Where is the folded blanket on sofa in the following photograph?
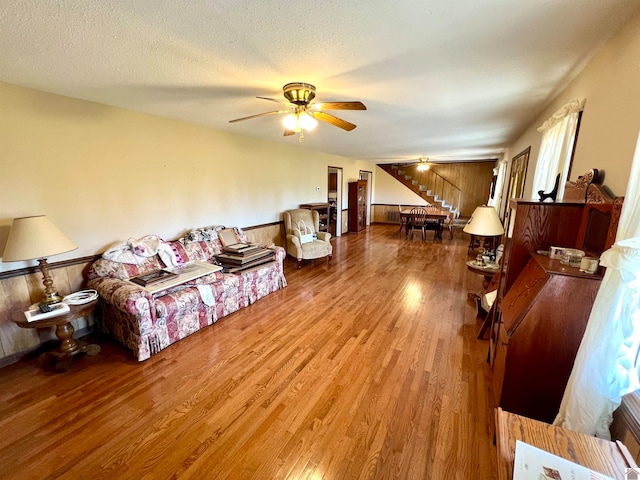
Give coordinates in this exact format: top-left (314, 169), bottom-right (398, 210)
top-left (103, 235), bottom-right (177, 265)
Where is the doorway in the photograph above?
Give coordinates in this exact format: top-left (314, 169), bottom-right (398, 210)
top-left (359, 170), bottom-right (373, 226)
top-left (328, 167), bottom-right (343, 236)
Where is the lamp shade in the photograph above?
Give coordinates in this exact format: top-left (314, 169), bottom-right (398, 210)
top-left (2, 215), bottom-right (77, 262)
top-left (463, 206), bottom-right (504, 236)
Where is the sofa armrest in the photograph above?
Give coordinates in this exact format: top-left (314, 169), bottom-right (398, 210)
top-left (87, 277), bottom-right (156, 320)
top-left (271, 245), bottom-right (286, 262)
top-left (316, 232), bottom-right (332, 243)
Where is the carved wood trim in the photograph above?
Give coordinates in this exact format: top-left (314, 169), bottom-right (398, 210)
top-left (575, 183), bottom-right (625, 256)
top-left (564, 168), bottom-right (601, 202)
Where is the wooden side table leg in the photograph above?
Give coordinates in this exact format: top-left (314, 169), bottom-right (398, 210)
top-left (55, 322), bottom-right (79, 357)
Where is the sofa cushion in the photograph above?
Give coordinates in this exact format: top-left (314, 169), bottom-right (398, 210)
top-left (300, 240), bottom-right (332, 259)
top-left (164, 240), bottom-right (220, 266)
top-left (88, 256), bottom-right (164, 280)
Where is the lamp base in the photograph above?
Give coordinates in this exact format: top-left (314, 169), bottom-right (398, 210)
top-left (38, 258), bottom-right (63, 305)
top-left (42, 291), bottom-right (63, 305)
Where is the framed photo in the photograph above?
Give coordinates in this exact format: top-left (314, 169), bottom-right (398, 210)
top-left (503, 146), bottom-right (531, 221)
top-left (218, 228), bottom-right (240, 247)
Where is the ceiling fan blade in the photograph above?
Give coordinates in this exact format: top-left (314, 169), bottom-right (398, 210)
top-left (229, 110), bottom-right (288, 123)
top-left (313, 101), bottom-right (366, 111)
top-left (256, 96), bottom-right (294, 107)
top-left (312, 111), bottom-right (357, 131)
top-left (283, 129), bottom-right (296, 136)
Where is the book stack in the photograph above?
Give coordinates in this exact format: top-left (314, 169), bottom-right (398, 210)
top-left (215, 244), bottom-right (275, 273)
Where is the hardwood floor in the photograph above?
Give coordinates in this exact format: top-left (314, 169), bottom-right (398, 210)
top-left (0, 224), bottom-right (497, 479)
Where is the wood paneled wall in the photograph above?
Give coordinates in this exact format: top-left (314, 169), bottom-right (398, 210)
top-left (371, 204), bottom-right (427, 224)
top-left (0, 222), bottom-right (286, 364)
top-left (430, 161), bottom-right (496, 217)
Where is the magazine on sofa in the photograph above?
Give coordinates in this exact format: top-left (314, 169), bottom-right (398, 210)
top-left (130, 269), bottom-right (178, 286)
top-left (128, 261), bottom-right (222, 293)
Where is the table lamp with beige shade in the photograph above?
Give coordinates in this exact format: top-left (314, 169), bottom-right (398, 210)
top-left (463, 205), bottom-right (505, 258)
top-left (2, 215), bottom-right (77, 305)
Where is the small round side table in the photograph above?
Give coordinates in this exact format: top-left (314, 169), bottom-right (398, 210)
top-left (466, 260), bottom-right (500, 289)
top-left (12, 299), bottom-right (100, 366)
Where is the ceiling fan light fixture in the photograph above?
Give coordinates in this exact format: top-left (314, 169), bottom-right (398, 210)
top-left (417, 157), bottom-right (430, 171)
top-left (282, 113), bottom-right (300, 132)
top-left (298, 112), bottom-right (318, 131)
top-left (282, 112), bottom-right (317, 133)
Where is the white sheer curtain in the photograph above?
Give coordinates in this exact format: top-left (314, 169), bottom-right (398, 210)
top-left (531, 99), bottom-right (584, 200)
top-left (554, 131), bottom-right (640, 438)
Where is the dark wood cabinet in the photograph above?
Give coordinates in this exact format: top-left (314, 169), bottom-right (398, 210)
top-left (493, 253), bottom-right (602, 423)
top-left (299, 203), bottom-right (331, 233)
top-left (490, 186), bottom-right (622, 423)
top-left (501, 200), bottom-right (584, 293)
top-left (348, 180), bottom-right (367, 233)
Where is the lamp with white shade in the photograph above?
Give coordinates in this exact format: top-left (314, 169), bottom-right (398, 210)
top-left (463, 206), bottom-right (505, 256)
top-left (2, 215), bottom-right (77, 304)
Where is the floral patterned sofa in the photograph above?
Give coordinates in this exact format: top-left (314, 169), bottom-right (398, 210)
top-left (87, 227), bottom-right (287, 361)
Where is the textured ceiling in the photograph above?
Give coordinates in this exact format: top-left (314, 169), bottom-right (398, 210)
top-left (1, 1), bottom-right (638, 163)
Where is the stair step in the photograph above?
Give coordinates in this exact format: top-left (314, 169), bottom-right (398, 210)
top-left (380, 163), bottom-right (461, 217)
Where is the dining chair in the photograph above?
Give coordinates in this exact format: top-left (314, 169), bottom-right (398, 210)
top-left (398, 205), bottom-right (407, 234)
top-left (423, 205), bottom-right (442, 240)
top-left (445, 208), bottom-right (460, 239)
top-left (409, 207), bottom-right (428, 240)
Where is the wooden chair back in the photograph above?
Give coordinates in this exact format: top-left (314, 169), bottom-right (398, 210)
top-left (409, 207), bottom-right (428, 226)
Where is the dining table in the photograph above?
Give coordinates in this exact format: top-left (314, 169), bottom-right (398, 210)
top-left (401, 209), bottom-right (450, 240)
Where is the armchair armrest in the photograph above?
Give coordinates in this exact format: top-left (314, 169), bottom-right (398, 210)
top-left (316, 232), bottom-right (332, 243)
top-left (286, 233), bottom-right (303, 259)
top-left (286, 233), bottom-right (301, 246)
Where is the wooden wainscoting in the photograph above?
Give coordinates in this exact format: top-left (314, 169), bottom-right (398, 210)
top-left (244, 221), bottom-right (285, 246)
top-left (0, 222), bottom-right (286, 364)
top-left (0, 259), bottom-right (99, 363)
top-left (342, 208), bottom-right (348, 234)
top-left (372, 204), bottom-right (426, 224)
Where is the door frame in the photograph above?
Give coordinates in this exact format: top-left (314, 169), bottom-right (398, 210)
top-left (359, 170), bottom-right (373, 226)
top-left (328, 166), bottom-right (343, 236)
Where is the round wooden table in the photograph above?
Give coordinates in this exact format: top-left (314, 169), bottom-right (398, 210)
top-left (466, 260), bottom-right (500, 289)
top-left (12, 299), bottom-right (100, 367)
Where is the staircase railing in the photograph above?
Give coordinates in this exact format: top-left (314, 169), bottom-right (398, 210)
top-left (380, 163), bottom-right (462, 214)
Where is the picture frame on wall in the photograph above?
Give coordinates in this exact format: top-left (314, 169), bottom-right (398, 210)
top-left (503, 146), bottom-right (531, 220)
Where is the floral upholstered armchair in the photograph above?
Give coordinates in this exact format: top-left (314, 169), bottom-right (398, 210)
top-left (283, 209), bottom-right (333, 269)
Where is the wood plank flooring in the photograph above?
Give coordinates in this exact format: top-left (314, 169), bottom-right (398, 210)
top-left (0, 224), bottom-right (497, 479)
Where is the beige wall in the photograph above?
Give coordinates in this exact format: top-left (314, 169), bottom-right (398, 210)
top-left (0, 82), bottom-right (374, 273)
top-left (504, 12), bottom-right (640, 201)
top-left (373, 165), bottom-right (429, 206)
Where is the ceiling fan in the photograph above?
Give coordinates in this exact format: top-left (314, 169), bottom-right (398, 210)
top-left (399, 157), bottom-right (432, 170)
top-left (229, 82), bottom-right (366, 140)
